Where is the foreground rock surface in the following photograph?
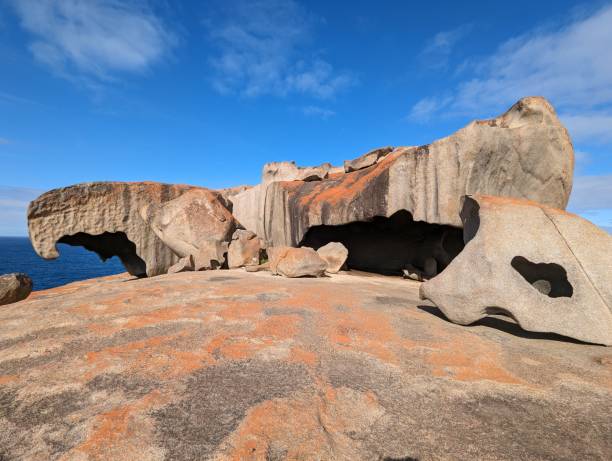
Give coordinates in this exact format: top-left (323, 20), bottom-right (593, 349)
top-left (28, 182), bottom-right (204, 277)
top-left (421, 195), bottom-right (612, 346)
top-left (0, 273), bottom-right (32, 305)
top-left (0, 271), bottom-right (610, 460)
top-left (261, 97), bottom-right (574, 246)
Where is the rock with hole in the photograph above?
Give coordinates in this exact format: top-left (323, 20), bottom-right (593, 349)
top-left (419, 195), bottom-right (612, 346)
top-left (28, 182), bottom-right (204, 277)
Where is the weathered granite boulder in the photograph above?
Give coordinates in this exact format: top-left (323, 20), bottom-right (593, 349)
top-left (28, 182), bottom-right (202, 277)
top-left (227, 230), bottom-right (264, 268)
top-left (343, 146), bottom-right (394, 173)
top-left (0, 273), bottom-right (32, 305)
top-left (261, 97), bottom-right (574, 247)
top-left (420, 195), bottom-right (612, 346)
top-left (317, 242), bottom-right (348, 273)
top-left (140, 188), bottom-right (237, 270)
top-left (268, 246), bottom-right (327, 278)
top-left (167, 255), bottom-right (194, 274)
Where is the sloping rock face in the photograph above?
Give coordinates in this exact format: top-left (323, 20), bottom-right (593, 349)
top-left (140, 188), bottom-right (237, 270)
top-left (0, 273), bottom-right (32, 305)
top-left (0, 271), bottom-right (610, 460)
top-left (261, 97), bottom-right (574, 246)
top-left (28, 182), bottom-right (203, 277)
top-left (420, 195), bottom-right (612, 346)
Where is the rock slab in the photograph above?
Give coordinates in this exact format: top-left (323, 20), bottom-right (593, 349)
top-left (261, 97), bottom-right (574, 246)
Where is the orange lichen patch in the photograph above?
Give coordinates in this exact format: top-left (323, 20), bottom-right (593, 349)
top-left (289, 347), bottom-right (318, 367)
top-left (423, 335), bottom-right (524, 385)
top-left (216, 396), bottom-right (330, 461)
top-left (0, 375), bottom-right (17, 384)
top-left (73, 390), bottom-right (167, 459)
top-left (475, 194), bottom-right (576, 218)
top-left (84, 330), bottom-right (213, 380)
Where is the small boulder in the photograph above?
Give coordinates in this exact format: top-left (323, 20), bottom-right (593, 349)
top-left (316, 242), bottom-right (348, 273)
top-left (227, 230), bottom-right (264, 268)
top-left (0, 273), bottom-right (33, 305)
top-left (268, 246), bottom-right (327, 278)
top-left (167, 255), bottom-right (195, 274)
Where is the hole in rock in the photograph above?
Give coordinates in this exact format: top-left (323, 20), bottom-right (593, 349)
top-left (300, 210), bottom-right (464, 277)
top-left (58, 232), bottom-right (147, 277)
top-left (510, 256), bottom-right (573, 298)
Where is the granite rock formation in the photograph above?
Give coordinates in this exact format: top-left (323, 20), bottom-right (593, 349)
top-left (258, 97), bottom-right (574, 247)
top-left (28, 182), bottom-right (203, 277)
top-left (0, 271), bottom-right (610, 460)
top-left (420, 195), bottom-right (612, 346)
top-left (343, 146), bottom-right (394, 173)
top-left (140, 188), bottom-right (237, 270)
top-left (0, 273), bottom-right (32, 305)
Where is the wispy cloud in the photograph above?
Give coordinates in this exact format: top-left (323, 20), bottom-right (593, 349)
top-left (207, 0), bottom-right (354, 99)
top-left (10, 0), bottom-right (176, 87)
top-left (567, 174), bottom-right (612, 233)
top-left (0, 138), bottom-right (10, 145)
top-left (409, 4), bottom-right (612, 145)
top-left (0, 186), bottom-right (43, 236)
top-left (301, 105), bottom-right (335, 119)
top-left (420, 24), bottom-right (472, 70)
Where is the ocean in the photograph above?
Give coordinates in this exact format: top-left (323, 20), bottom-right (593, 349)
top-left (0, 236), bottom-right (124, 291)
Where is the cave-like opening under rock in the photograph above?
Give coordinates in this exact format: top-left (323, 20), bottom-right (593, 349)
top-left (58, 231), bottom-right (147, 277)
top-left (299, 210), bottom-right (464, 277)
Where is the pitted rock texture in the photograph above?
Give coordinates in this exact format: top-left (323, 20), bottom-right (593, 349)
top-left (261, 97), bottom-right (574, 246)
top-left (0, 273), bottom-right (32, 305)
top-left (421, 195), bottom-right (612, 346)
top-left (28, 182), bottom-right (203, 277)
top-left (0, 271), bottom-right (610, 460)
top-left (140, 188), bottom-right (237, 270)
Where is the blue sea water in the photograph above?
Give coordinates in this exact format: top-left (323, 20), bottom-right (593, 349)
top-left (0, 237), bottom-right (124, 291)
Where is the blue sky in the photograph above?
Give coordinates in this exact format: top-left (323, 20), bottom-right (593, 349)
top-left (1, 0), bottom-right (611, 235)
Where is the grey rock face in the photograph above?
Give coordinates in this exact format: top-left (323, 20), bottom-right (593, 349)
top-left (268, 246), bottom-right (327, 278)
top-left (316, 242), bottom-right (348, 273)
top-left (140, 188), bottom-right (237, 271)
top-left (28, 182), bottom-right (202, 277)
top-left (261, 97), bottom-right (574, 247)
top-left (343, 146), bottom-right (394, 173)
top-left (0, 273), bottom-right (33, 305)
top-left (420, 195), bottom-right (612, 346)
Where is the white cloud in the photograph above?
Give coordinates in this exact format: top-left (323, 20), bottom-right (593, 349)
top-left (567, 174), bottom-right (612, 211)
top-left (207, 0), bottom-right (354, 99)
top-left (302, 105), bottom-right (335, 119)
top-left (561, 113), bottom-right (612, 145)
top-left (0, 186), bottom-right (43, 236)
top-left (420, 24), bottom-right (472, 70)
top-left (11, 0), bottom-right (176, 85)
top-left (409, 4), bottom-right (612, 142)
top-left (408, 96), bottom-right (451, 122)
